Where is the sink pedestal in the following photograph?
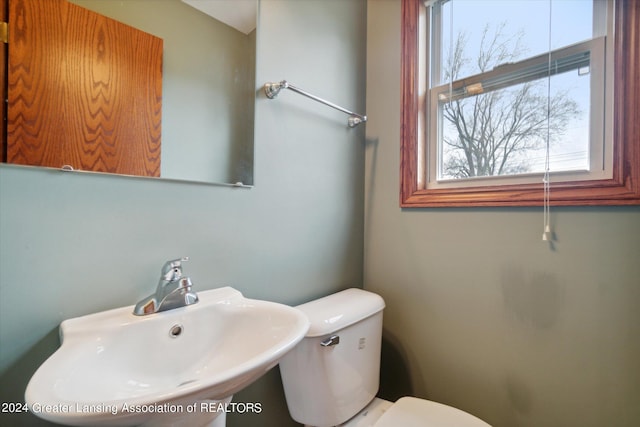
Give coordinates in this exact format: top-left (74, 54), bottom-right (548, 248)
top-left (138, 396), bottom-right (232, 427)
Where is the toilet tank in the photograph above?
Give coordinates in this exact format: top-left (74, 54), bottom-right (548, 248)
top-left (279, 288), bottom-right (385, 427)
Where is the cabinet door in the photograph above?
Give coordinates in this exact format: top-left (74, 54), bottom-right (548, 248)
top-left (1, 0), bottom-right (6, 163)
top-left (5, 0), bottom-right (163, 177)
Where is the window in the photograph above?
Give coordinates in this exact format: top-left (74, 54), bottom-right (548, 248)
top-left (400, 0), bottom-right (640, 207)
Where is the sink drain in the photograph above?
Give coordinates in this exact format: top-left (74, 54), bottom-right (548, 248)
top-left (169, 324), bottom-right (183, 338)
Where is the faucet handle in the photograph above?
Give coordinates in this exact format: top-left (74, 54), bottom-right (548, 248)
top-left (161, 257), bottom-right (189, 281)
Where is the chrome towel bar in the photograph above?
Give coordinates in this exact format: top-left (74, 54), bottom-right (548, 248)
top-left (264, 80), bottom-right (367, 128)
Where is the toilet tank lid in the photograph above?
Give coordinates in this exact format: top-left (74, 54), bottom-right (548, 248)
top-left (296, 288), bottom-right (385, 337)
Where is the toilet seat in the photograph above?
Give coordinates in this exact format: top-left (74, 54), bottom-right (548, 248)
top-left (374, 397), bottom-right (491, 427)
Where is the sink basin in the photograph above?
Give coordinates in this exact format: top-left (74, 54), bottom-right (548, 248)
top-left (25, 287), bottom-right (309, 426)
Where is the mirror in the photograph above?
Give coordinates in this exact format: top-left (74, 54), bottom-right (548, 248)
top-left (8, 0), bottom-right (256, 186)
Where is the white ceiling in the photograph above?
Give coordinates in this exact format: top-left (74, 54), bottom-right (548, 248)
top-left (181, 0), bottom-right (256, 35)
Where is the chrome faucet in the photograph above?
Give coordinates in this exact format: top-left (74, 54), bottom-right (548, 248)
top-left (133, 257), bottom-right (199, 315)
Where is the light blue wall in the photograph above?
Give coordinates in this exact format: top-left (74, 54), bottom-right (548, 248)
top-left (365, 1), bottom-right (640, 427)
top-left (0, 1), bottom-right (366, 426)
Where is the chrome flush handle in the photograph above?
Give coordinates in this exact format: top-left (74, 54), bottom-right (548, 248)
top-left (320, 335), bottom-right (340, 347)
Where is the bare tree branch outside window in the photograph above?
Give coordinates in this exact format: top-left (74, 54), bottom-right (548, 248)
top-left (440, 24), bottom-right (581, 179)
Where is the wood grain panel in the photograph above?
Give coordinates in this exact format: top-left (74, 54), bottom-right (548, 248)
top-left (1, 0), bottom-right (6, 161)
top-left (6, 0), bottom-right (163, 177)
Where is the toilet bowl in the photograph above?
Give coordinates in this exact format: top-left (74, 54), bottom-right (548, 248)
top-left (279, 288), bottom-right (491, 427)
top-left (341, 396), bottom-right (490, 427)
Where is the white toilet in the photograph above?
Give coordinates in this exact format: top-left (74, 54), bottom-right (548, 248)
top-left (279, 288), bottom-right (491, 427)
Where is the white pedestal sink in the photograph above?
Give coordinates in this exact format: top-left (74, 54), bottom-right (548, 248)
top-left (25, 287), bottom-right (309, 426)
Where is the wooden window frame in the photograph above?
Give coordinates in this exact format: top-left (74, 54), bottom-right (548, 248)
top-left (400, 0), bottom-right (640, 207)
